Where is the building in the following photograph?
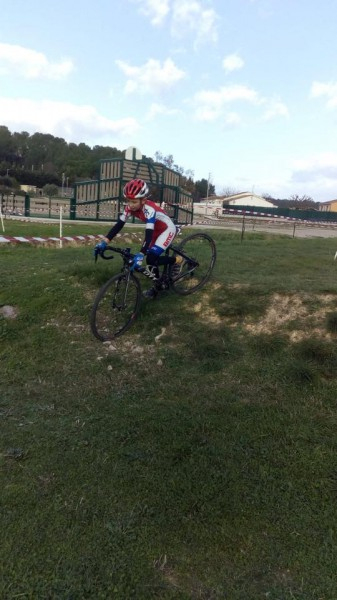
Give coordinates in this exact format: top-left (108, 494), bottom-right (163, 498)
top-left (194, 191), bottom-right (276, 217)
top-left (20, 184), bottom-right (37, 194)
top-left (222, 192), bottom-right (277, 208)
top-left (318, 199), bottom-right (337, 212)
top-left (193, 196), bottom-right (224, 216)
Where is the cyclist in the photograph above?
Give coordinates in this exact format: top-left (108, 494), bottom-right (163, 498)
top-left (94, 178), bottom-right (183, 298)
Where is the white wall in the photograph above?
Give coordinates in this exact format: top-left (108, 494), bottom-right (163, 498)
top-left (227, 195), bottom-right (275, 208)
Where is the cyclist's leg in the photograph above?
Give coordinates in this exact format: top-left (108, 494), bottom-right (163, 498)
top-left (145, 249), bottom-right (160, 279)
top-left (145, 223), bottom-right (175, 270)
top-left (143, 228), bottom-right (177, 298)
top-left (149, 224), bottom-right (180, 268)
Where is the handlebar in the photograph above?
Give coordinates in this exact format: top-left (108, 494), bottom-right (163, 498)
top-left (95, 245), bottom-right (135, 262)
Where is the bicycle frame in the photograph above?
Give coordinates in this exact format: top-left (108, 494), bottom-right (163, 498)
top-left (98, 244), bottom-right (198, 288)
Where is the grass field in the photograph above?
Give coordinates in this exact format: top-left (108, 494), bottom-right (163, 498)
top-left (0, 218), bottom-right (121, 239)
top-left (1, 221), bottom-right (337, 599)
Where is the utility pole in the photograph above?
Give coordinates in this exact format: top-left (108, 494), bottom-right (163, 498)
top-left (61, 172), bottom-right (65, 197)
top-left (206, 172), bottom-right (212, 215)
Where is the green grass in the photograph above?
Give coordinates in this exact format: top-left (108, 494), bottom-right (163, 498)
top-left (1, 218), bottom-right (101, 237)
top-left (0, 217), bottom-right (144, 239)
top-left (1, 223), bottom-right (337, 599)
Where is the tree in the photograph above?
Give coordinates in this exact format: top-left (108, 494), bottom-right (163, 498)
top-left (263, 194), bottom-right (319, 210)
top-left (193, 178), bottom-right (215, 201)
top-left (0, 129), bottom-right (214, 201)
top-left (287, 194), bottom-right (318, 209)
top-left (219, 186), bottom-right (240, 198)
top-left (0, 175), bottom-right (13, 188)
top-left (154, 151), bottom-right (175, 169)
top-left (43, 184), bottom-right (59, 197)
top-left (179, 175), bottom-right (195, 194)
top-left (0, 126), bottom-right (15, 161)
top-left (153, 151), bottom-right (195, 180)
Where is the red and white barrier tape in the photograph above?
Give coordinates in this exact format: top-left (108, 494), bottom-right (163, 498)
top-left (222, 208), bottom-right (337, 226)
top-left (0, 234), bottom-right (104, 245)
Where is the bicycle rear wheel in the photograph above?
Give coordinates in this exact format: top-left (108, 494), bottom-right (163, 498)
top-left (90, 272), bottom-right (141, 341)
top-left (171, 233), bottom-right (216, 295)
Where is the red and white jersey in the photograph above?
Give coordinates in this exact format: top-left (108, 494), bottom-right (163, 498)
top-left (120, 200), bottom-right (174, 236)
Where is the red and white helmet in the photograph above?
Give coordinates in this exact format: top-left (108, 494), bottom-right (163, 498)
top-left (123, 179), bottom-right (149, 199)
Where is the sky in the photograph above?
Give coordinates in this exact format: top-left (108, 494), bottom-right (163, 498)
top-left (1, 0), bottom-right (337, 201)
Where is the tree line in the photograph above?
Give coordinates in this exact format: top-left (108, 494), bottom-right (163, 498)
top-left (0, 124), bottom-right (318, 208)
top-left (0, 125), bottom-right (214, 201)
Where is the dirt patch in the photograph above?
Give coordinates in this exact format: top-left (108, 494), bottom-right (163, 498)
top-left (188, 283), bottom-right (223, 325)
top-left (96, 333), bottom-right (165, 370)
top-left (186, 289), bottom-right (337, 341)
top-left (227, 283), bottom-right (251, 290)
top-left (244, 293), bottom-right (337, 341)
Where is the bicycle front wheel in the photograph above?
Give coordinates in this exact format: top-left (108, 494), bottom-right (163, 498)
top-left (90, 273), bottom-right (141, 341)
top-left (171, 233), bottom-right (216, 295)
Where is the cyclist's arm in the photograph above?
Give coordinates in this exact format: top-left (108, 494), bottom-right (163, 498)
top-left (104, 212), bottom-right (128, 242)
top-left (140, 227), bottom-right (154, 254)
top-left (139, 205), bottom-right (156, 253)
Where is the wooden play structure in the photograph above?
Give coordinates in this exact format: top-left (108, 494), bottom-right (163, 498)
top-left (72, 148), bottom-right (193, 224)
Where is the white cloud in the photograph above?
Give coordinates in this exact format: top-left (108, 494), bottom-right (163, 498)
top-left (191, 84), bottom-right (289, 124)
top-left (291, 153), bottom-right (337, 183)
top-left (192, 84), bottom-right (261, 121)
top-left (310, 81), bottom-right (337, 109)
top-left (131, 0), bottom-right (219, 45)
top-left (145, 102), bottom-right (180, 120)
top-left (171, 1), bottom-right (218, 45)
top-left (0, 43), bottom-right (74, 80)
top-left (133, 0), bottom-right (170, 25)
top-left (289, 152), bottom-right (337, 200)
top-left (222, 53), bottom-right (244, 73)
top-left (262, 99), bottom-right (289, 120)
top-left (115, 57), bottom-right (186, 94)
top-left (224, 112), bottom-right (242, 126)
top-left (0, 97), bottom-right (140, 142)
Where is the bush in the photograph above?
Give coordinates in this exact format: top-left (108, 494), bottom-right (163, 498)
top-left (43, 183), bottom-right (59, 197)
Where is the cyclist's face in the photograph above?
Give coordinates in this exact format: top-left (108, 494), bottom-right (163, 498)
top-left (127, 198), bottom-right (143, 211)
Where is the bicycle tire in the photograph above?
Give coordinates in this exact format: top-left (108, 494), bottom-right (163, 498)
top-left (171, 233), bottom-right (216, 295)
top-left (90, 272), bottom-right (142, 341)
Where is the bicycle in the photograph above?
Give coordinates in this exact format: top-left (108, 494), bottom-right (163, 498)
top-left (90, 232), bottom-right (216, 341)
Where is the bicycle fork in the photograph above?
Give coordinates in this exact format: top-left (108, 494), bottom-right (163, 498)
top-left (113, 272), bottom-right (132, 310)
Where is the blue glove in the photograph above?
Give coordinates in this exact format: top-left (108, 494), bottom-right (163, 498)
top-left (130, 252), bottom-right (144, 271)
top-left (94, 239), bottom-right (107, 258)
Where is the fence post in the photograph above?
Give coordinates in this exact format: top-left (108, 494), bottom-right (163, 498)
top-left (174, 187), bottom-right (179, 224)
top-left (70, 197), bottom-right (76, 220)
top-left (241, 214), bottom-right (245, 242)
top-left (0, 201), bottom-right (5, 232)
top-left (24, 193), bottom-right (30, 217)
